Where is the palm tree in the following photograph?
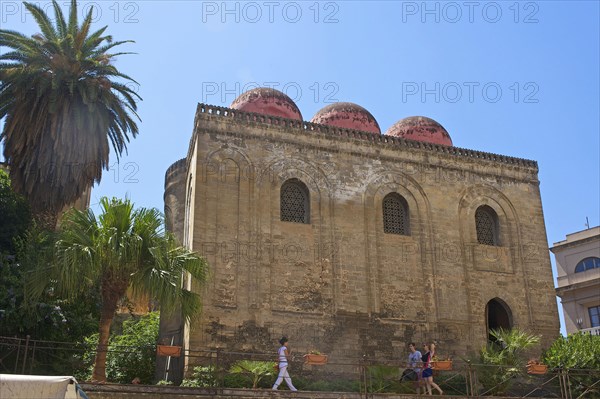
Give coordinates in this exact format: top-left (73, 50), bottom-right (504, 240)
top-left (477, 328), bottom-right (540, 395)
top-left (27, 197), bottom-right (208, 382)
top-left (0, 0), bottom-right (140, 228)
top-left (229, 360), bottom-right (277, 388)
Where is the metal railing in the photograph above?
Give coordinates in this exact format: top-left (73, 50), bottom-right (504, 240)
top-left (1, 336), bottom-right (598, 398)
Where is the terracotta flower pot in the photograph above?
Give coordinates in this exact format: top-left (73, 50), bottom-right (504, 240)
top-left (527, 364), bottom-right (548, 375)
top-left (431, 360), bottom-right (452, 370)
top-left (303, 353), bottom-right (328, 365)
top-left (157, 345), bottom-right (182, 357)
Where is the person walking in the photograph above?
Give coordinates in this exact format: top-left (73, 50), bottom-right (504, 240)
top-left (272, 336), bottom-right (298, 391)
top-left (422, 343), bottom-right (443, 395)
top-left (408, 342), bottom-right (423, 394)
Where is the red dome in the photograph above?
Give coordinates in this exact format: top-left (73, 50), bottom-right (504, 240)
top-left (385, 116), bottom-right (453, 146)
top-left (230, 88), bottom-right (302, 121)
top-left (310, 102), bottom-right (381, 134)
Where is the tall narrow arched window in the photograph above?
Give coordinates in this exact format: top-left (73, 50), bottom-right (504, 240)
top-left (280, 178), bottom-right (310, 224)
top-left (383, 193), bottom-right (410, 235)
top-left (475, 205), bottom-right (499, 246)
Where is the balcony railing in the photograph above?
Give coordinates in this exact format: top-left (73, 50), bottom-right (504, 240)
top-left (580, 326), bottom-right (600, 335)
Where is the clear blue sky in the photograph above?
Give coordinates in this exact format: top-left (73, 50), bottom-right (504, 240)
top-left (1, 1), bottom-right (599, 335)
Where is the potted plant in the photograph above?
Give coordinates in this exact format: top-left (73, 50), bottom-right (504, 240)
top-left (431, 356), bottom-right (452, 370)
top-left (157, 345), bottom-right (182, 357)
top-left (303, 350), bottom-right (328, 365)
top-left (526, 359), bottom-right (548, 375)
top-left (157, 338), bottom-right (182, 357)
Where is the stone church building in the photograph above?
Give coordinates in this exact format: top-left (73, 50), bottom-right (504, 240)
top-left (160, 87), bottom-right (559, 375)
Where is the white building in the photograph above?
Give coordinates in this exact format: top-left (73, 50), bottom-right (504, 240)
top-left (551, 226), bottom-right (600, 335)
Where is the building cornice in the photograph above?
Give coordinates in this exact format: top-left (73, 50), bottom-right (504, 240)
top-left (550, 234), bottom-right (600, 253)
top-left (192, 103), bottom-right (539, 170)
top-left (556, 277), bottom-right (600, 297)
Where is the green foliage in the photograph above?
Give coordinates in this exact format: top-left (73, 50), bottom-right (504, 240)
top-left (542, 333), bottom-right (600, 399)
top-left (476, 328), bottom-right (541, 395)
top-left (434, 372), bottom-right (468, 396)
top-left (224, 372), bottom-right (255, 388)
top-left (542, 332), bottom-right (600, 370)
top-left (0, 169), bottom-right (31, 253)
top-left (180, 365), bottom-right (218, 388)
top-left (26, 196), bottom-right (208, 382)
top-left (365, 365), bottom-right (411, 393)
top-left (0, 226), bottom-right (100, 342)
top-left (0, 219), bottom-right (100, 376)
top-left (76, 312), bottom-right (159, 384)
top-left (301, 379), bottom-right (361, 392)
top-left (229, 360), bottom-right (276, 388)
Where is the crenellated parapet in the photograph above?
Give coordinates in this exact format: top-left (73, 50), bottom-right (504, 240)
top-left (193, 103), bottom-right (538, 170)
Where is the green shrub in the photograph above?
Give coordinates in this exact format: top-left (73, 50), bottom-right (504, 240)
top-left (435, 372), bottom-right (468, 396)
top-left (0, 169), bottom-right (31, 254)
top-left (303, 379), bottom-right (361, 392)
top-left (475, 328), bottom-right (540, 395)
top-left (182, 365), bottom-right (218, 387)
top-left (365, 365), bottom-right (408, 393)
top-left (542, 333), bottom-right (600, 370)
top-left (224, 372), bottom-right (253, 388)
top-left (229, 360), bottom-right (276, 388)
top-left (542, 333), bottom-right (600, 398)
top-left (76, 312), bottom-right (159, 384)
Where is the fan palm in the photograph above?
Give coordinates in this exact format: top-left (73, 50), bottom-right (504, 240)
top-left (0, 0), bottom-right (141, 228)
top-left (27, 197), bottom-right (208, 382)
top-left (229, 360), bottom-right (277, 388)
top-left (477, 328), bottom-right (540, 395)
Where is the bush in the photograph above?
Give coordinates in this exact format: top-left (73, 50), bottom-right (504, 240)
top-left (0, 169), bottom-right (31, 254)
top-left (475, 328), bottom-right (540, 395)
top-left (542, 333), bottom-right (600, 370)
top-left (302, 378), bottom-right (361, 392)
top-left (181, 365), bottom-right (218, 387)
top-left (229, 360), bottom-right (276, 388)
top-left (543, 333), bottom-right (600, 398)
top-left (364, 365), bottom-right (414, 393)
top-left (76, 312), bottom-right (159, 384)
top-left (435, 372), bottom-right (468, 396)
top-left (224, 372), bottom-right (254, 388)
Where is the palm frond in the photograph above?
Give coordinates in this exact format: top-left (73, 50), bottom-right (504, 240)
top-left (52, 0), bottom-right (68, 37)
top-left (67, 0), bottom-right (78, 36)
top-left (23, 2), bottom-right (58, 41)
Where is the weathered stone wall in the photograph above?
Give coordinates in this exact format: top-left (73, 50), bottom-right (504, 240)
top-left (172, 104), bottom-right (559, 369)
top-left (158, 158), bottom-right (190, 382)
top-left (165, 158), bottom-right (188, 244)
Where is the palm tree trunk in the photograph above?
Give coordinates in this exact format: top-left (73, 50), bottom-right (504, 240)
top-left (92, 299), bottom-right (118, 382)
top-left (32, 209), bottom-right (59, 231)
top-left (92, 277), bottom-right (128, 383)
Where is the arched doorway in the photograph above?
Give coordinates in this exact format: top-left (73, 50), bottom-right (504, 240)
top-left (486, 298), bottom-right (512, 342)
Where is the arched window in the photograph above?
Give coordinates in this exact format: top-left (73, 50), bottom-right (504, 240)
top-left (280, 179), bottom-right (310, 224)
top-left (575, 257), bottom-right (600, 273)
top-left (475, 205), bottom-right (499, 246)
top-left (383, 193), bottom-right (410, 235)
